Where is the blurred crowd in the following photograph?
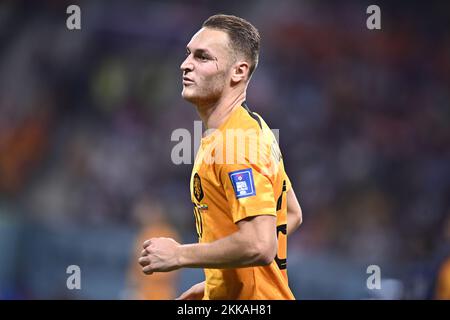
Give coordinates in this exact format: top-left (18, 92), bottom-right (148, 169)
top-left (0, 0), bottom-right (449, 299)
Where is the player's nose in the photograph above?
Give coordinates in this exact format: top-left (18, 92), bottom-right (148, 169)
top-left (180, 55), bottom-right (194, 72)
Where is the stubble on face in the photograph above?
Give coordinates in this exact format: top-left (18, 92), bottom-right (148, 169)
top-left (181, 28), bottom-right (235, 108)
top-left (183, 69), bottom-right (228, 107)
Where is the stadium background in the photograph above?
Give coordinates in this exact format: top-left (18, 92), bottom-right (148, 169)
top-left (0, 0), bottom-right (449, 299)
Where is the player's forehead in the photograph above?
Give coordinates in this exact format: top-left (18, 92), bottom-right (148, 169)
top-left (186, 27), bottom-right (230, 55)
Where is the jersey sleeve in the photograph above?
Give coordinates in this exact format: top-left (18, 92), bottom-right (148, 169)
top-left (213, 129), bottom-right (278, 224)
top-left (216, 161), bottom-right (277, 223)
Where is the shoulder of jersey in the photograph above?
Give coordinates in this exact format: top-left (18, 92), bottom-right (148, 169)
top-left (226, 106), bottom-right (265, 132)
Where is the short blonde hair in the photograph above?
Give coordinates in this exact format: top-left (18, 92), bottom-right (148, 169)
top-left (203, 14), bottom-right (260, 77)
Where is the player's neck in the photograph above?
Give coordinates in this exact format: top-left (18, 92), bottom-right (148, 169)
top-left (196, 90), bottom-right (246, 132)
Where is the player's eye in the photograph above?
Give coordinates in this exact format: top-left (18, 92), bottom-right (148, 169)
top-left (195, 53), bottom-right (209, 62)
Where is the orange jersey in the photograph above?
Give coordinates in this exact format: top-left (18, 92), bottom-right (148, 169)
top-left (190, 102), bottom-right (295, 300)
top-left (436, 258), bottom-right (450, 299)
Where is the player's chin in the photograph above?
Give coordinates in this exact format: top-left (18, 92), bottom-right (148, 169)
top-left (181, 89), bottom-right (198, 103)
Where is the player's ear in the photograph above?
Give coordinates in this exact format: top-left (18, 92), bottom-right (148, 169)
top-left (231, 61), bottom-right (250, 84)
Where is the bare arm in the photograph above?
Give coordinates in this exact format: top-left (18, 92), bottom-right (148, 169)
top-left (286, 188), bottom-right (302, 236)
top-left (178, 215), bottom-right (277, 268)
top-left (139, 214), bottom-right (278, 274)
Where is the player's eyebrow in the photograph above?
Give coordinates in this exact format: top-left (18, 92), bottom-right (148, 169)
top-left (186, 46), bottom-right (219, 70)
top-left (186, 47), bottom-right (213, 56)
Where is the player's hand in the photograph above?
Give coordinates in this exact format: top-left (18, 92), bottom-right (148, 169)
top-left (176, 281), bottom-right (205, 300)
top-left (138, 237), bottom-right (181, 274)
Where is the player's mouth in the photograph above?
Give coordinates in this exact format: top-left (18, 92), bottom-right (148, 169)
top-left (183, 77), bottom-right (195, 85)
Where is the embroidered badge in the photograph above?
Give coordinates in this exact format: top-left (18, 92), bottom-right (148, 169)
top-left (193, 173), bottom-right (204, 202)
top-left (228, 168), bottom-right (256, 199)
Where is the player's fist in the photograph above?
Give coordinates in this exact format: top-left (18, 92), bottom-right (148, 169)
top-left (139, 237), bottom-right (181, 274)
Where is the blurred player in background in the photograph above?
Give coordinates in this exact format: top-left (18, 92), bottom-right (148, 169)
top-left (138, 14), bottom-right (302, 300)
top-left (433, 215), bottom-right (450, 300)
top-left (126, 197), bottom-right (180, 299)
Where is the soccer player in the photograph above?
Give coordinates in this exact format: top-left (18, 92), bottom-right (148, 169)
top-left (138, 14), bottom-right (302, 300)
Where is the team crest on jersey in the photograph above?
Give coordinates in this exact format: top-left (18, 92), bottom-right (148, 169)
top-left (228, 168), bottom-right (256, 199)
top-left (193, 173), bottom-right (204, 202)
